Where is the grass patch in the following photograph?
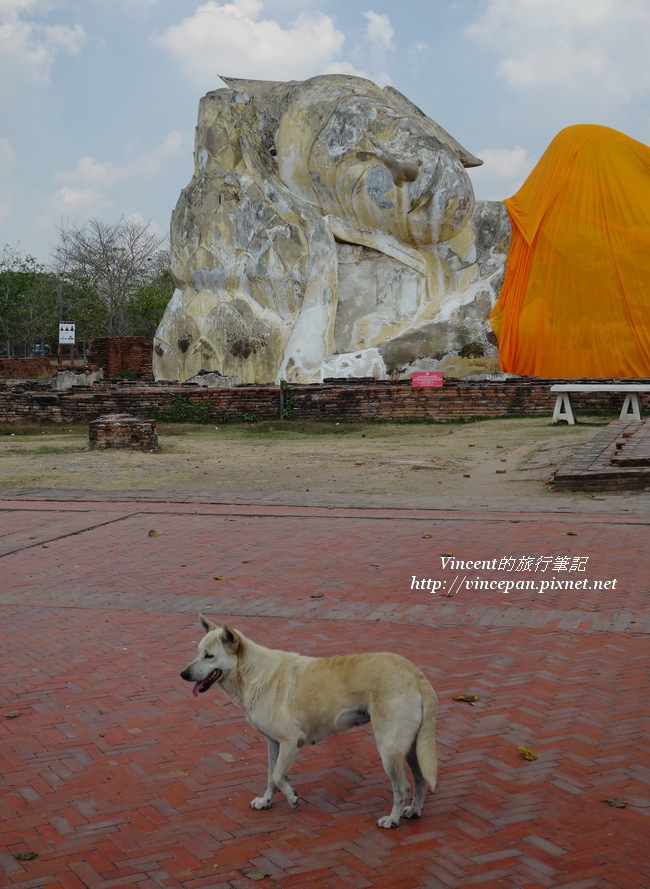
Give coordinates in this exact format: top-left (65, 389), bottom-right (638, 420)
top-left (143, 414), bottom-right (616, 442)
top-left (157, 420), bottom-right (381, 440)
top-left (0, 444), bottom-right (84, 457)
top-left (0, 424), bottom-right (86, 437)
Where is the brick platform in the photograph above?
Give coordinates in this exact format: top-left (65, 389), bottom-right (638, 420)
top-left (554, 420), bottom-right (650, 491)
top-left (89, 414), bottom-right (159, 452)
top-left (1, 496), bottom-right (648, 888)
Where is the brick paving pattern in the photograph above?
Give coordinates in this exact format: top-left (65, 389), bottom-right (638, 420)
top-left (554, 420), bottom-right (650, 491)
top-left (1, 496), bottom-right (649, 888)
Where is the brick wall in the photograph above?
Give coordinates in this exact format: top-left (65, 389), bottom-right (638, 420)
top-left (0, 358), bottom-right (54, 380)
top-left (87, 337), bottom-right (153, 379)
top-left (1, 377), bottom-right (649, 425)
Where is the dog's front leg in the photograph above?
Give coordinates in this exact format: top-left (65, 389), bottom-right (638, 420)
top-left (250, 737), bottom-right (301, 810)
top-left (250, 738), bottom-right (280, 810)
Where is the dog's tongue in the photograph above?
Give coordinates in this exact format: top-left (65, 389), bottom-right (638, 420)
top-left (192, 681), bottom-right (202, 698)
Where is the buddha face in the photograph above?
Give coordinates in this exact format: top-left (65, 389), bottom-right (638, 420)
top-left (277, 93), bottom-right (475, 247)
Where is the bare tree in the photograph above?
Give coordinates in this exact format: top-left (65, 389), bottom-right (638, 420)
top-left (51, 217), bottom-right (167, 337)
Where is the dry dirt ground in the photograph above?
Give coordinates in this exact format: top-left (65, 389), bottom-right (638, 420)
top-left (1, 415), bottom-right (647, 513)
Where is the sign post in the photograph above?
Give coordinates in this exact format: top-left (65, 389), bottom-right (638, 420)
top-left (58, 322), bottom-right (76, 366)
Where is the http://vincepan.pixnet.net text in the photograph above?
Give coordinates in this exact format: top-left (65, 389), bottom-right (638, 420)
top-left (412, 555), bottom-right (618, 595)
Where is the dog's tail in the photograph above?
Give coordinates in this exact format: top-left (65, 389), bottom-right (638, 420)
top-left (416, 678), bottom-right (438, 790)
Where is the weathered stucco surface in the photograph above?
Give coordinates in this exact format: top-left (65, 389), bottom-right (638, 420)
top-left (153, 74), bottom-right (510, 384)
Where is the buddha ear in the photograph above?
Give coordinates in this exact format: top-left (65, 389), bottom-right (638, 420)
top-left (199, 613), bottom-right (217, 634)
top-left (221, 623), bottom-right (241, 653)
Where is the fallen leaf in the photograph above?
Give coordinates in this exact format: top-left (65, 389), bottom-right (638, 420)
top-left (241, 868), bottom-right (269, 881)
top-left (602, 797), bottom-right (626, 808)
top-left (454, 695), bottom-right (479, 705)
top-left (147, 530), bottom-right (158, 538)
top-left (5, 711), bottom-right (21, 718)
top-left (13, 852), bottom-right (38, 861)
top-left (517, 746), bottom-right (539, 761)
top-left (567, 532), bottom-right (578, 536)
top-left (422, 534), bottom-right (432, 539)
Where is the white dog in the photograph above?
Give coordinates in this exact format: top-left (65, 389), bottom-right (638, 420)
top-left (181, 616), bottom-right (438, 828)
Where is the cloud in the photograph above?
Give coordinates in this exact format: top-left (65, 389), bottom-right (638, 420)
top-left (467, 145), bottom-right (535, 200)
top-left (465, 0), bottom-right (650, 103)
top-left (47, 186), bottom-right (113, 216)
top-left (363, 10), bottom-right (393, 50)
top-left (0, 0), bottom-right (85, 84)
top-left (361, 10), bottom-right (394, 86)
top-left (407, 40), bottom-right (429, 62)
top-left (324, 60), bottom-right (368, 79)
top-left (40, 131), bottom-right (186, 234)
top-left (153, 0), bottom-right (345, 85)
top-left (55, 131), bottom-right (185, 190)
top-left (2, 1), bottom-right (51, 17)
top-left (0, 137), bottom-right (17, 170)
top-left (118, 0), bottom-right (159, 9)
top-left (0, 138), bottom-right (17, 223)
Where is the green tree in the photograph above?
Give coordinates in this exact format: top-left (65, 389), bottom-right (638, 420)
top-left (52, 273), bottom-right (108, 359)
top-left (128, 265), bottom-right (174, 338)
top-left (0, 247), bottom-right (55, 356)
top-left (15, 273), bottom-right (58, 355)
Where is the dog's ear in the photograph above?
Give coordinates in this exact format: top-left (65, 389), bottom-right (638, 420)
top-left (221, 623), bottom-right (241, 653)
top-left (199, 613), bottom-right (218, 634)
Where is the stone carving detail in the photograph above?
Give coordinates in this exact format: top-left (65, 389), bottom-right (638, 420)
top-left (153, 74), bottom-right (510, 384)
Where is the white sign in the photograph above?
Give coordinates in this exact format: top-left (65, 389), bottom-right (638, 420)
top-left (59, 322), bottom-right (76, 345)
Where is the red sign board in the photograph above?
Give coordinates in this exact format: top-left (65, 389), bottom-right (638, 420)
top-left (411, 372), bottom-right (444, 388)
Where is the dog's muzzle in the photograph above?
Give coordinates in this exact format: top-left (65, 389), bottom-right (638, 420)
top-left (180, 667), bottom-right (223, 697)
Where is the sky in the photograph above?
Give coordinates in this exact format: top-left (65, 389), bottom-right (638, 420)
top-left (1, 0), bottom-right (648, 265)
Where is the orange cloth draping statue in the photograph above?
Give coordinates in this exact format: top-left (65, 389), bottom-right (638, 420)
top-left (490, 124), bottom-right (650, 377)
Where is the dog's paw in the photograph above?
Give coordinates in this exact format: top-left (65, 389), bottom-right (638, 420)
top-left (402, 805), bottom-right (421, 820)
top-left (377, 815), bottom-right (399, 829)
top-left (250, 797), bottom-right (272, 810)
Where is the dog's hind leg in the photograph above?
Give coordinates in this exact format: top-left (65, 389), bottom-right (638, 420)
top-left (250, 737), bottom-right (301, 810)
top-left (376, 746), bottom-right (411, 828)
top-left (373, 701), bottom-right (421, 828)
top-left (402, 742), bottom-right (426, 819)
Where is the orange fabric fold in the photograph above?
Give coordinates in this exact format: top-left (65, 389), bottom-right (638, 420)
top-left (489, 124), bottom-right (650, 378)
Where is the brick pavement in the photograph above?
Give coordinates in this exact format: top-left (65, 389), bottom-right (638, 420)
top-left (1, 495), bottom-right (649, 889)
top-left (554, 421), bottom-right (650, 492)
